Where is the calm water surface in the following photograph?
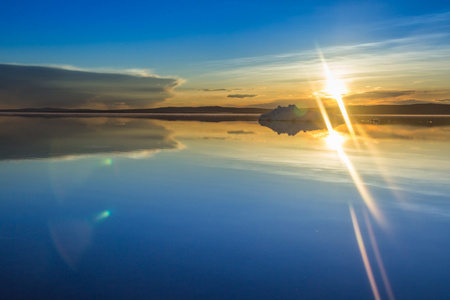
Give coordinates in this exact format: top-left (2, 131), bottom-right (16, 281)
top-left (0, 116), bottom-right (449, 299)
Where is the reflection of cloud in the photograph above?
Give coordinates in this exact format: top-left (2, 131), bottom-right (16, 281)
top-left (0, 117), bottom-right (181, 160)
top-left (227, 130), bottom-right (255, 134)
top-left (0, 64), bottom-right (182, 109)
top-left (342, 124), bottom-right (450, 141)
top-left (227, 94), bottom-right (257, 99)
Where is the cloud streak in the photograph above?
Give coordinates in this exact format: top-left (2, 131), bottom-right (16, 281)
top-left (201, 88), bottom-right (229, 92)
top-left (345, 90), bottom-right (415, 100)
top-left (227, 94), bottom-right (257, 99)
top-left (0, 64), bottom-right (183, 109)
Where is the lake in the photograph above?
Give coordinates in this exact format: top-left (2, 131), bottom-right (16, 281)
top-left (0, 115), bottom-right (449, 299)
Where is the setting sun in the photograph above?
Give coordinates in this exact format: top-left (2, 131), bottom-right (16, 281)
top-left (325, 77), bottom-right (348, 99)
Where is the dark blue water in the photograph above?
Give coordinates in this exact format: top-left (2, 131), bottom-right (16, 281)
top-left (0, 117), bottom-right (449, 299)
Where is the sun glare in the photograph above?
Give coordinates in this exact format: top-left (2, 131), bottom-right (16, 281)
top-left (325, 77), bottom-right (348, 99)
top-left (325, 130), bottom-right (346, 150)
top-left (318, 56), bottom-right (358, 146)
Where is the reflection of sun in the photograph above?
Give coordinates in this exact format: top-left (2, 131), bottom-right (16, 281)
top-left (325, 130), bottom-right (346, 150)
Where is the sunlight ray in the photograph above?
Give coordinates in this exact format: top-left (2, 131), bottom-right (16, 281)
top-left (314, 95), bottom-right (384, 223)
top-left (350, 205), bottom-right (381, 300)
top-left (318, 51), bottom-right (359, 148)
top-left (364, 210), bottom-right (396, 300)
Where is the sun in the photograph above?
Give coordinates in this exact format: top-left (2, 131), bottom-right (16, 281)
top-left (325, 76), bottom-right (348, 98)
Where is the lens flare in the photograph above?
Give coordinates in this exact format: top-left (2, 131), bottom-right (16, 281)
top-left (349, 206), bottom-right (381, 300)
top-left (94, 210), bottom-right (111, 223)
top-left (315, 93), bottom-right (383, 223)
top-left (318, 52), bottom-right (359, 148)
top-left (315, 50), bottom-right (393, 300)
top-left (102, 158), bottom-right (113, 166)
top-left (364, 211), bottom-right (396, 300)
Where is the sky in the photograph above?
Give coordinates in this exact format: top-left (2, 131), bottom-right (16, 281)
top-left (1, 0), bottom-right (450, 108)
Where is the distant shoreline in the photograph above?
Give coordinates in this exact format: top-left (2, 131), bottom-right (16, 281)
top-left (0, 112), bottom-right (263, 122)
top-left (350, 114), bottom-right (450, 117)
top-left (1, 103), bottom-right (450, 120)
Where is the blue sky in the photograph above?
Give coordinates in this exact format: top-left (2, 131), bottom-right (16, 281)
top-left (1, 0), bottom-right (450, 108)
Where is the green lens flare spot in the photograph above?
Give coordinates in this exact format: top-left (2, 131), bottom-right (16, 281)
top-left (94, 210), bottom-right (111, 222)
top-left (102, 158), bottom-right (113, 166)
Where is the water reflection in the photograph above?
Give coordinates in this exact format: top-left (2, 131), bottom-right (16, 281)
top-left (258, 120), bottom-right (325, 136)
top-left (2, 115), bottom-right (449, 161)
top-left (0, 116), bottom-right (449, 299)
top-left (259, 115), bottom-right (450, 137)
top-left (0, 116), bottom-right (181, 160)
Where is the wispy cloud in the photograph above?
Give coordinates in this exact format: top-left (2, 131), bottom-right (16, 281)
top-left (227, 94), bottom-right (257, 99)
top-left (201, 88), bottom-right (229, 91)
top-left (344, 90), bottom-right (415, 101)
top-left (198, 33), bottom-right (450, 84)
top-left (378, 11), bottom-right (450, 28)
top-left (227, 130), bottom-right (255, 134)
top-left (184, 11), bottom-right (450, 105)
top-left (0, 64), bottom-right (183, 109)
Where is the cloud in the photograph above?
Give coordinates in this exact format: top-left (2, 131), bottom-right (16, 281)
top-left (193, 28), bottom-right (450, 105)
top-left (0, 64), bottom-right (183, 109)
top-left (227, 130), bottom-right (255, 134)
top-left (227, 94), bottom-right (257, 99)
top-left (392, 99), bottom-right (432, 105)
top-left (345, 90), bottom-right (415, 101)
top-left (201, 88), bottom-right (229, 92)
top-left (343, 89), bottom-right (450, 105)
top-left (199, 88), bottom-right (243, 92)
top-left (249, 98), bottom-right (323, 109)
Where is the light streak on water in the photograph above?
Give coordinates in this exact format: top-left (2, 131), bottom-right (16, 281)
top-left (315, 94), bottom-right (384, 223)
top-left (350, 205), bottom-right (381, 300)
top-left (314, 52), bottom-right (395, 299)
top-left (364, 211), bottom-right (396, 300)
top-left (335, 144), bottom-right (383, 223)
